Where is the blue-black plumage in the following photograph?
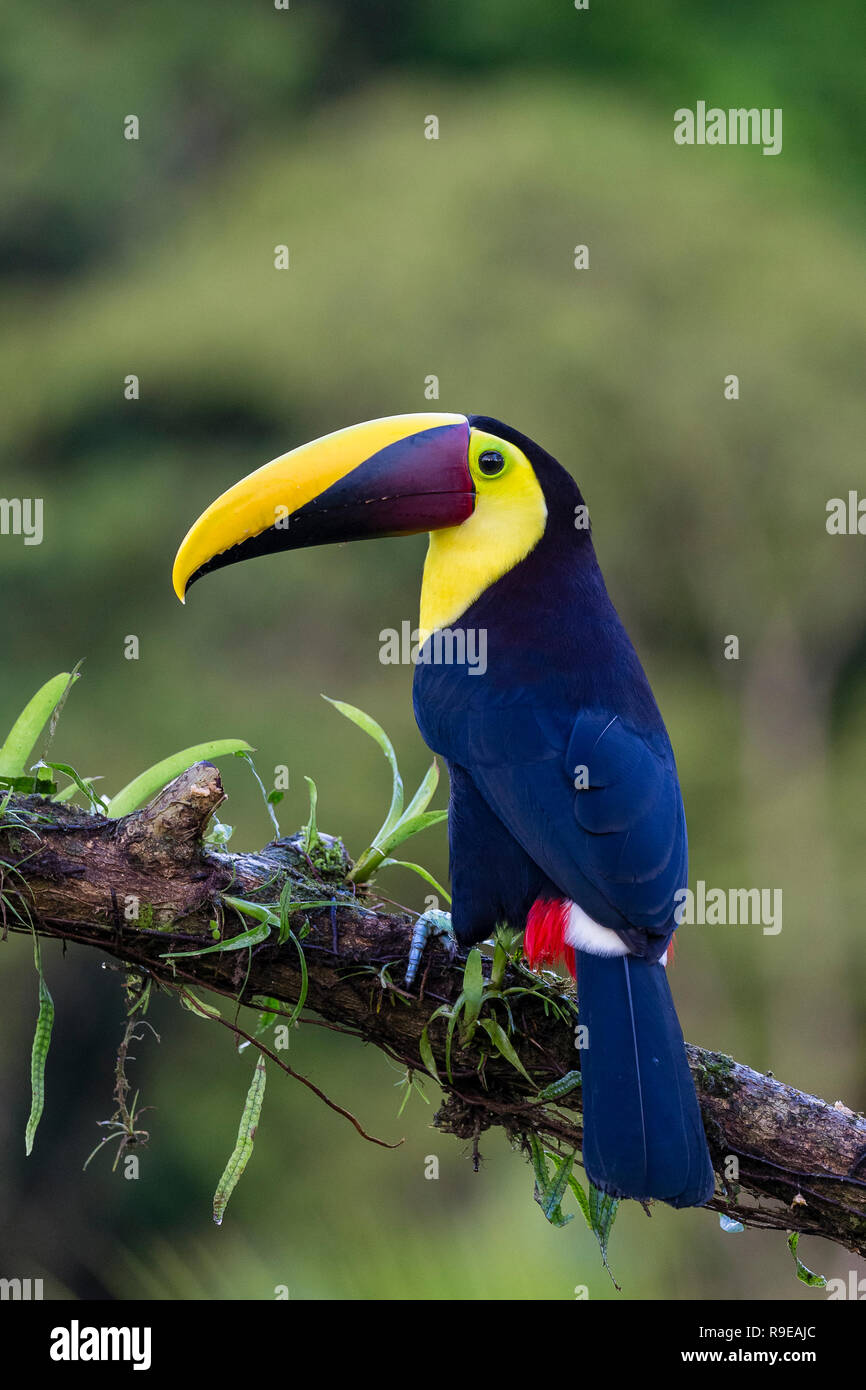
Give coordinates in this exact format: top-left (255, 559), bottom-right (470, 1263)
top-left (577, 952), bottom-right (714, 1206)
top-left (413, 415), bottom-right (714, 1207)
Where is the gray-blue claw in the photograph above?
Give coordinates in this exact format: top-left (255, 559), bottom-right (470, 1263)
top-left (405, 910), bottom-right (456, 986)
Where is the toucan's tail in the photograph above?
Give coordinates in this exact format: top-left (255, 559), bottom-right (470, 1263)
top-left (576, 950), bottom-right (714, 1208)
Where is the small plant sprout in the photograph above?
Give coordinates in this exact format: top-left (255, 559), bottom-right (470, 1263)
top-left (323, 698), bottom-right (447, 888)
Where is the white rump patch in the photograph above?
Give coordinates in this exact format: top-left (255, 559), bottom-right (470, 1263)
top-left (563, 900), bottom-right (670, 967)
top-left (563, 901), bottom-right (630, 957)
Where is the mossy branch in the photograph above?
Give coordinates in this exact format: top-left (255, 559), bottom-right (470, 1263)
top-left (1, 762), bottom-right (864, 1256)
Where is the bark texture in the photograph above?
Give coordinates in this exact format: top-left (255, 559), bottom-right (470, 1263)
top-left (2, 762), bottom-right (864, 1255)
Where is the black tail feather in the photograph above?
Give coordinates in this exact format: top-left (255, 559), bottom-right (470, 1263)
top-left (576, 951), bottom-right (714, 1208)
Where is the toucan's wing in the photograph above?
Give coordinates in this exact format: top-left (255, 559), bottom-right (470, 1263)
top-left (454, 702), bottom-right (686, 952)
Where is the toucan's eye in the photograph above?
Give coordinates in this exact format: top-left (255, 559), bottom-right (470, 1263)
top-left (477, 449), bottom-right (506, 477)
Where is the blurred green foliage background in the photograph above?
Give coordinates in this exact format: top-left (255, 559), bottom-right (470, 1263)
top-left (1, 1), bottom-right (864, 1301)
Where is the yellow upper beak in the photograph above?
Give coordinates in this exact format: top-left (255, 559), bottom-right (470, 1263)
top-left (172, 412), bottom-right (469, 601)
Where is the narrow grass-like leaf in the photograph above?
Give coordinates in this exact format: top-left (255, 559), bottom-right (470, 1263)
top-left (329, 699), bottom-right (449, 883)
top-left (212, 1056), bottom-right (267, 1225)
top-left (179, 989), bottom-right (223, 1021)
top-left (25, 939), bottom-right (54, 1155)
top-left (378, 858), bottom-right (452, 904)
top-left (490, 938), bottom-right (508, 991)
top-left (238, 750), bottom-right (281, 838)
top-left (223, 894), bottom-right (336, 921)
top-left (540, 1149), bottom-right (576, 1226)
top-left (418, 1024), bottom-right (440, 1081)
top-left (379, 809), bottom-right (448, 857)
top-left (444, 997), bottom-right (464, 1083)
top-left (279, 899), bottom-right (341, 911)
top-left (0, 672), bottom-right (79, 779)
top-left (395, 1076), bottom-right (413, 1117)
top-left (478, 1016), bottom-right (533, 1083)
top-left (161, 918), bottom-right (271, 960)
top-left (589, 1181), bottom-right (618, 1247)
top-left (528, 1134), bottom-right (551, 1193)
top-left (528, 1139), bottom-right (574, 1227)
top-left (787, 1231), bottom-right (827, 1287)
top-left (399, 759), bottom-right (440, 823)
top-left (276, 880), bottom-right (293, 946)
top-left (105, 739), bottom-right (254, 818)
top-left (52, 774), bottom-right (100, 804)
top-left (323, 696), bottom-right (403, 839)
top-left (206, 893), bottom-right (314, 1028)
top-left (222, 897), bottom-right (278, 925)
top-left (46, 661), bottom-right (83, 747)
top-left (277, 883), bottom-right (309, 1028)
top-left (567, 1172), bottom-right (592, 1227)
top-left (460, 949), bottom-right (484, 1044)
top-left (284, 934), bottom-right (308, 1027)
top-left (588, 1181), bottom-right (621, 1287)
top-left (44, 762), bottom-right (106, 812)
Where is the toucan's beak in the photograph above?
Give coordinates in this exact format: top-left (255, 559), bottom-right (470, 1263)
top-left (172, 413), bottom-right (474, 600)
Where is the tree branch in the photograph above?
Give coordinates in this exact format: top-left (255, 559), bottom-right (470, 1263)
top-left (2, 763), bottom-right (864, 1255)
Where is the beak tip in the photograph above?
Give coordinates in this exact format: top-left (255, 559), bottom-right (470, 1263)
top-left (172, 563), bottom-right (189, 604)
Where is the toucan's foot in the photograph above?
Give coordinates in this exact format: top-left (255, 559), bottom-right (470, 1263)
top-left (405, 910), bottom-right (456, 987)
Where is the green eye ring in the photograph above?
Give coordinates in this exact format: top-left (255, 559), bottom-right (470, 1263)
top-left (477, 449), bottom-right (506, 477)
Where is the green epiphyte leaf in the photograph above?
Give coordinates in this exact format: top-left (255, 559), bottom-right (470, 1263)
top-left (180, 989), bottom-right (223, 1021)
top-left (105, 738), bottom-right (254, 818)
top-left (536, 1070), bottom-right (582, 1101)
top-left (238, 750), bottom-right (281, 837)
top-left (379, 810), bottom-right (448, 856)
top-left (399, 759), bottom-right (440, 824)
top-left (460, 948), bottom-right (484, 1044)
top-left (44, 762), bottom-right (105, 811)
top-left (212, 1056), bottom-right (267, 1225)
top-left (477, 1016), bottom-right (533, 1083)
top-left (25, 938), bottom-right (54, 1155)
top-left (588, 1181), bottom-right (621, 1289)
top-left (161, 915), bottom-right (271, 960)
top-left (378, 857), bottom-right (451, 904)
top-left (0, 671), bottom-right (80, 779)
top-left (323, 696), bottom-right (403, 840)
top-left (418, 1024), bottom-right (440, 1082)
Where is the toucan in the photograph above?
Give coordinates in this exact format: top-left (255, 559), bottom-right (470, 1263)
top-left (172, 412), bottom-right (715, 1209)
